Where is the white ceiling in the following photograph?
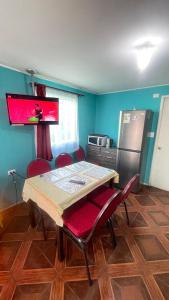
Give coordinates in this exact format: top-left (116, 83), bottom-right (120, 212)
top-left (0, 0), bottom-right (169, 94)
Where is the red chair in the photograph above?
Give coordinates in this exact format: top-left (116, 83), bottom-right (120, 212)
top-left (55, 153), bottom-right (73, 168)
top-left (61, 190), bottom-right (121, 285)
top-left (89, 174), bottom-right (140, 225)
top-left (27, 158), bottom-right (51, 178)
top-left (27, 159), bottom-right (52, 241)
top-left (74, 146), bottom-right (85, 161)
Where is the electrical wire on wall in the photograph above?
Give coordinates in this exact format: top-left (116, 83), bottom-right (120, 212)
top-left (10, 172), bottom-right (26, 204)
top-left (10, 173), bottom-right (18, 204)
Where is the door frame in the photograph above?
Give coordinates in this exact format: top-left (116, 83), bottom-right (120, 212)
top-left (149, 95), bottom-right (169, 186)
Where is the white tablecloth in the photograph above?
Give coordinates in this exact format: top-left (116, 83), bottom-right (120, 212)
top-left (22, 161), bottom-right (119, 226)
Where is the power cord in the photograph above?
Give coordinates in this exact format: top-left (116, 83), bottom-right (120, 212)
top-left (9, 171), bottom-right (26, 204)
top-left (14, 172), bottom-right (26, 180)
top-left (10, 173), bottom-right (18, 204)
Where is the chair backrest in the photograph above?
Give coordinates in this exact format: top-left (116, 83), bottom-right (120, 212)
top-left (74, 146), bottom-right (85, 162)
top-left (86, 190), bottom-right (121, 242)
top-left (27, 159), bottom-right (51, 178)
top-left (121, 174), bottom-right (140, 201)
top-left (55, 153), bottom-right (73, 168)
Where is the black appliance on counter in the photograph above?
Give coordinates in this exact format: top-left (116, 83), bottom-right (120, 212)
top-left (117, 110), bottom-right (153, 192)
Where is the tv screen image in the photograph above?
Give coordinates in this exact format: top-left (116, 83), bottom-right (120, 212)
top-left (6, 94), bottom-right (59, 125)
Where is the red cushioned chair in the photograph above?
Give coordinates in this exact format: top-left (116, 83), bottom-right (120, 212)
top-left (89, 174), bottom-right (140, 225)
top-left (27, 158), bottom-right (51, 178)
top-left (27, 159), bottom-right (52, 241)
top-left (74, 146), bottom-right (85, 162)
top-left (61, 190), bottom-right (121, 285)
top-left (55, 153), bottom-right (73, 168)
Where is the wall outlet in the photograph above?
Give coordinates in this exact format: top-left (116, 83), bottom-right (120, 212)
top-left (147, 132), bottom-right (155, 138)
top-left (153, 93), bottom-right (160, 98)
top-left (8, 169), bottom-right (16, 176)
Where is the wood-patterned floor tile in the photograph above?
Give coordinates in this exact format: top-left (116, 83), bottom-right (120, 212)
top-left (64, 280), bottom-right (101, 300)
top-left (154, 272), bottom-right (169, 300)
top-left (157, 195), bottom-right (169, 205)
top-left (0, 185), bottom-right (169, 299)
top-left (12, 283), bottom-right (51, 300)
top-left (111, 276), bottom-right (151, 300)
top-left (65, 238), bottom-right (95, 267)
top-left (135, 195), bottom-right (156, 206)
top-left (0, 241), bottom-right (21, 271)
top-left (122, 212), bottom-right (148, 227)
top-left (4, 216), bottom-right (30, 234)
top-left (148, 211), bottom-right (169, 226)
top-left (134, 234), bottom-right (169, 261)
top-left (101, 236), bottom-right (134, 264)
top-left (23, 240), bottom-right (56, 269)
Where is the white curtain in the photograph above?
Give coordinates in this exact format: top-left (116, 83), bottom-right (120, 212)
top-left (46, 87), bottom-right (79, 156)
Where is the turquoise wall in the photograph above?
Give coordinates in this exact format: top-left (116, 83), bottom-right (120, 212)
top-left (95, 86), bottom-right (169, 184)
top-left (0, 66), bottom-right (96, 208)
top-left (1, 64), bottom-right (169, 208)
top-left (0, 67), bottom-right (35, 208)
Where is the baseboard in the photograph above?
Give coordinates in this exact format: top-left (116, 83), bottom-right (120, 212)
top-left (141, 182), bottom-right (150, 186)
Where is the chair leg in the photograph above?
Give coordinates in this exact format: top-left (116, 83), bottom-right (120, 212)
top-left (106, 220), bottom-right (110, 229)
top-left (108, 218), bottom-right (117, 248)
top-left (28, 199), bottom-right (36, 228)
top-left (83, 247), bottom-right (92, 286)
top-left (124, 201), bottom-right (130, 225)
top-left (111, 214), bottom-right (116, 226)
top-left (58, 227), bottom-right (65, 261)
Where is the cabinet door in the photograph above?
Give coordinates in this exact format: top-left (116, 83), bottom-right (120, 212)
top-left (101, 161), bottom-right (117, 170)
top-left (87, 145), bottom-right (101, 164)
top-left (101, 148), bottom-right (117, 168)
top-left (101, 148), bottom-right (117, 160)
top-left (87, 146), bottom-right (117, 170)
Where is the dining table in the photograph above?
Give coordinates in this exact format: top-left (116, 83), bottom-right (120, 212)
top-left (22, 161), bottom-right (119, 260)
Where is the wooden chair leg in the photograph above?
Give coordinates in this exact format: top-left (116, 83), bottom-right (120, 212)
top-left (83, 247), bottom-right (92, 286)
top-left (108, 218), bottom-right (117, 248)
top-left (124, 201), bottom-right (130, 225)
top-left (28, 199), bottom-right (36, 228)
top-left (58, 227), bottom-right (65, 261)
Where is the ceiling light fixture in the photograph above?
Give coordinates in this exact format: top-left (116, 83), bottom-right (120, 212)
top-left (26, 68), bottom-right (36, 76)
top-left (134, 36), bottom-right (162, 72)
top-left (135, 41), bottom-right (156, 71)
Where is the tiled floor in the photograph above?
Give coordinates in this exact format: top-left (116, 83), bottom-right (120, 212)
top-left (0, 186), bottom-right (169, 299)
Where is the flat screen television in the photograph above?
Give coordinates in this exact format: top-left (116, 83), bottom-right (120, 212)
top-left (6, 93), bottom-right (59, 125)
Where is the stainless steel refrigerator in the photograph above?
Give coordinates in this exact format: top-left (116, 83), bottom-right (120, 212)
top-left (117, 110), bottom-right (153, 192)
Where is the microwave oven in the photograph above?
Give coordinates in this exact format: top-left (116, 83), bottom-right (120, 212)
top-left (88, 134), bottom-right (107, 147)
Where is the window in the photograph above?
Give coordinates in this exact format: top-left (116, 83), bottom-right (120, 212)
top-left (46, 87), bottom-right (79, 156)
